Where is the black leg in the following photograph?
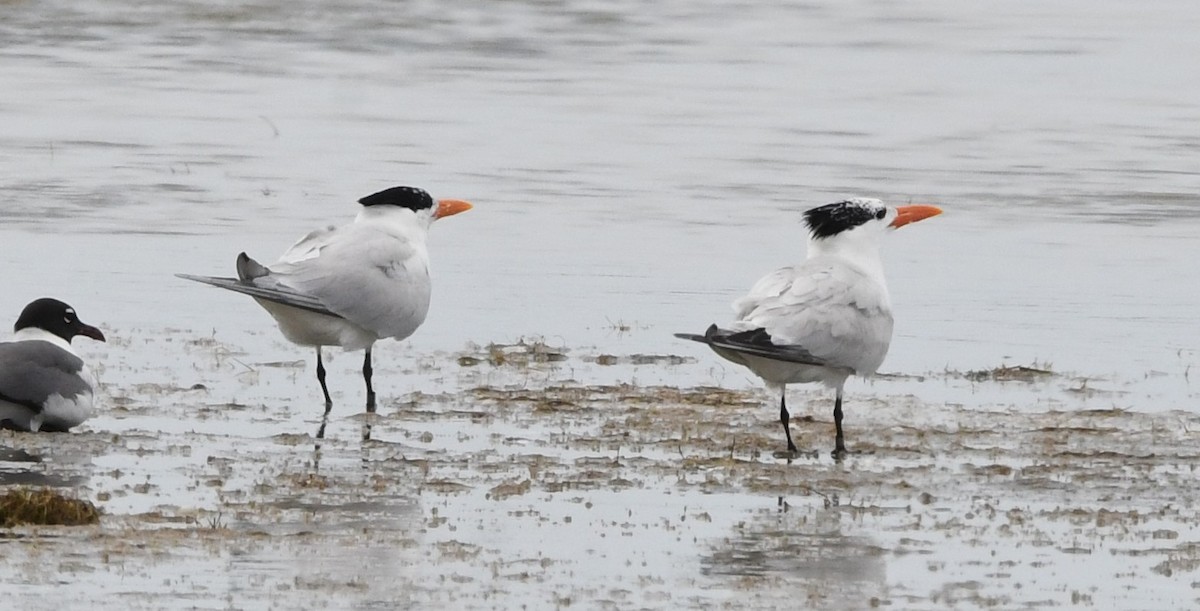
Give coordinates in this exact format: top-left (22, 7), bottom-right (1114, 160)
top-left (362, 349), bottom-right (376, 443)
top-left (316, 348), bottom-right (332, 409)
top-left (832, 389), bottom-right (847, 458)
top-left (363, 348), bottom-right (376, 409)
top-left (312, 407), bottom-right (331, 472)
top-left (315, 411), bottom-right (330, 440)
top-left (780, 391), bottom-right (798, 454)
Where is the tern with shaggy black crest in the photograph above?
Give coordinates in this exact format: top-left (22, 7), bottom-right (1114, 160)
top-left (676, 198), bottom-right (942, 458)
top-left (179, 186), bottom-right (472, 409)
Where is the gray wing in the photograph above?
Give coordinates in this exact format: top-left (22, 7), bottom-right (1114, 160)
top-left (277, 225), bottom-right (339, 264)
top-left (176, 224), bottom-right (345, 318)
top-left (265, 224), bottom-right (432, 339)
top-left (175, 269), bottom-right (337, 317)
top-left (674, 324), bottom-right (828, 365)
top-left (728, 257), bottom-right (894, 374)
top-left (0, 341), bottom-right (90, 412)
top-left (672, 326), bottom-right (830, 364)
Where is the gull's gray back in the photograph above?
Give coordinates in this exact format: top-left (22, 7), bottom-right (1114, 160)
top-left (0, 340), bottom-right (90, 409)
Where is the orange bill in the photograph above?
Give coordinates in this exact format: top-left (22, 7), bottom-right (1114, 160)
top-left (435, 198), bottom-right (473, 219)
top-left (890, 204), bottom-right (943, 228)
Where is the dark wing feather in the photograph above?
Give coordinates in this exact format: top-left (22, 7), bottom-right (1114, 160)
top-left (175, 273), bottom-right (340, 318)
top-left (0, 341), bottom-right (90, 413)
top-left (674, 324), bottom-right (827, 366)
top-left (0, 390), bottom-right (41, 413)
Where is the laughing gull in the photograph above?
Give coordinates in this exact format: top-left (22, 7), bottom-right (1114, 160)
top-left (0, 298), bottom-right (106, 432)
top-left (178, 185), bottom-right (473, 409)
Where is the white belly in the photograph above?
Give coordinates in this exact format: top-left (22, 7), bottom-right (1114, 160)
top-left (0, 391), bottom-right (95, 433)
top-left (39, 390), bottom-right (97, 431)
top-left (712, 346), bottom-right (854, 389)
top-left (255, 298), bottom-right (379, 351)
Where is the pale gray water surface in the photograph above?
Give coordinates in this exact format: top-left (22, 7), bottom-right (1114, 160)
top-left (1, 0), bottom-right (1199, 608)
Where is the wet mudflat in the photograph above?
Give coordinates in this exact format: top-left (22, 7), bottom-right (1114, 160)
top-left (3, 0), bottom-right (1200, 607)
top-left (2, 334), bottom-right (1197, 609)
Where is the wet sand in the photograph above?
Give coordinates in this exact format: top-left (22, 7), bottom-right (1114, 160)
top-left (2, 333), bottom-right (1197, 609)
top-left (3, 0), bottom-right (1200, 607)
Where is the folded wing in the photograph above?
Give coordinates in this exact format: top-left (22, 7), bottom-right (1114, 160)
top-left (727, 257), bottom-right (894, 374)
top-left (258, 224), bottom-right (433, 340)
top-left (175, 269), bottom-right (337, 317)
top-left (0, 342), bottom-right (90, 413)
top-left (674, 324), bottom-right (828, 365)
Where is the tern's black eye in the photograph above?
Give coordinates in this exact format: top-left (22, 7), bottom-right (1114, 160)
top-left (875, 209), bottom-right (887, 220)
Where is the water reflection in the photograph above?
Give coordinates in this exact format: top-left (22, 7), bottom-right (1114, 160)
top-left (0, 439), bottom-right (93, 489)
top-left (0, 445), bottom-right (87, 488)
top-left (702, 497), bottom-right (887, 603)
top-left (2, 0), bottom-right (1200, 606)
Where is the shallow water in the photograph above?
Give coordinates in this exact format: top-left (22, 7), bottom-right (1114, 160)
top-left (1, 0), bottom-right (1199, 608)
top-left (4, 343), bottom-right (1200, 608)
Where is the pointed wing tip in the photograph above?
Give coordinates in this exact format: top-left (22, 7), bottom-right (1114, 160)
top-left (189, 275), bottom-right (337, 319)
top-left (176, 273), bottom-right (242, 292)
top-left (674, 325), bottom-right (721, 344)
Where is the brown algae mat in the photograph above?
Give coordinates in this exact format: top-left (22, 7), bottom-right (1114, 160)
top-left (0, 488), bottom-right (100, 527)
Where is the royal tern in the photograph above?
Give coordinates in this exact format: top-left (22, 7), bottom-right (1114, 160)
top-left (0, 298), bottom-right (106, 432)
top-left (676, 198), bottom-right (942, 457)
top-left (179, 185), bottom-right (472, 408)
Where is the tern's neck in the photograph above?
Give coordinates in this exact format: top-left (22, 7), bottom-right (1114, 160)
top-left (13, 328), bottom-right (77, 354)
top-left (355, 206), bottom-right (430, 239)
top-left (806, 234), bottom-right (887, 285)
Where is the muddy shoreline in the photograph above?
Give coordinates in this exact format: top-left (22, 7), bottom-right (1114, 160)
top-left (2, 335), bottom-right (1197, 609)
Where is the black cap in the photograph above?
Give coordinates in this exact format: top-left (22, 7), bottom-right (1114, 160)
top-left (803, 199), bottom-right (887, 239)
top-left (358, 186), bottom-right (434, 212)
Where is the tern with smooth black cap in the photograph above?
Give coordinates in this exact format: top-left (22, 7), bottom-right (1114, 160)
top-left (179, 186), bottom-right (473, 409)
